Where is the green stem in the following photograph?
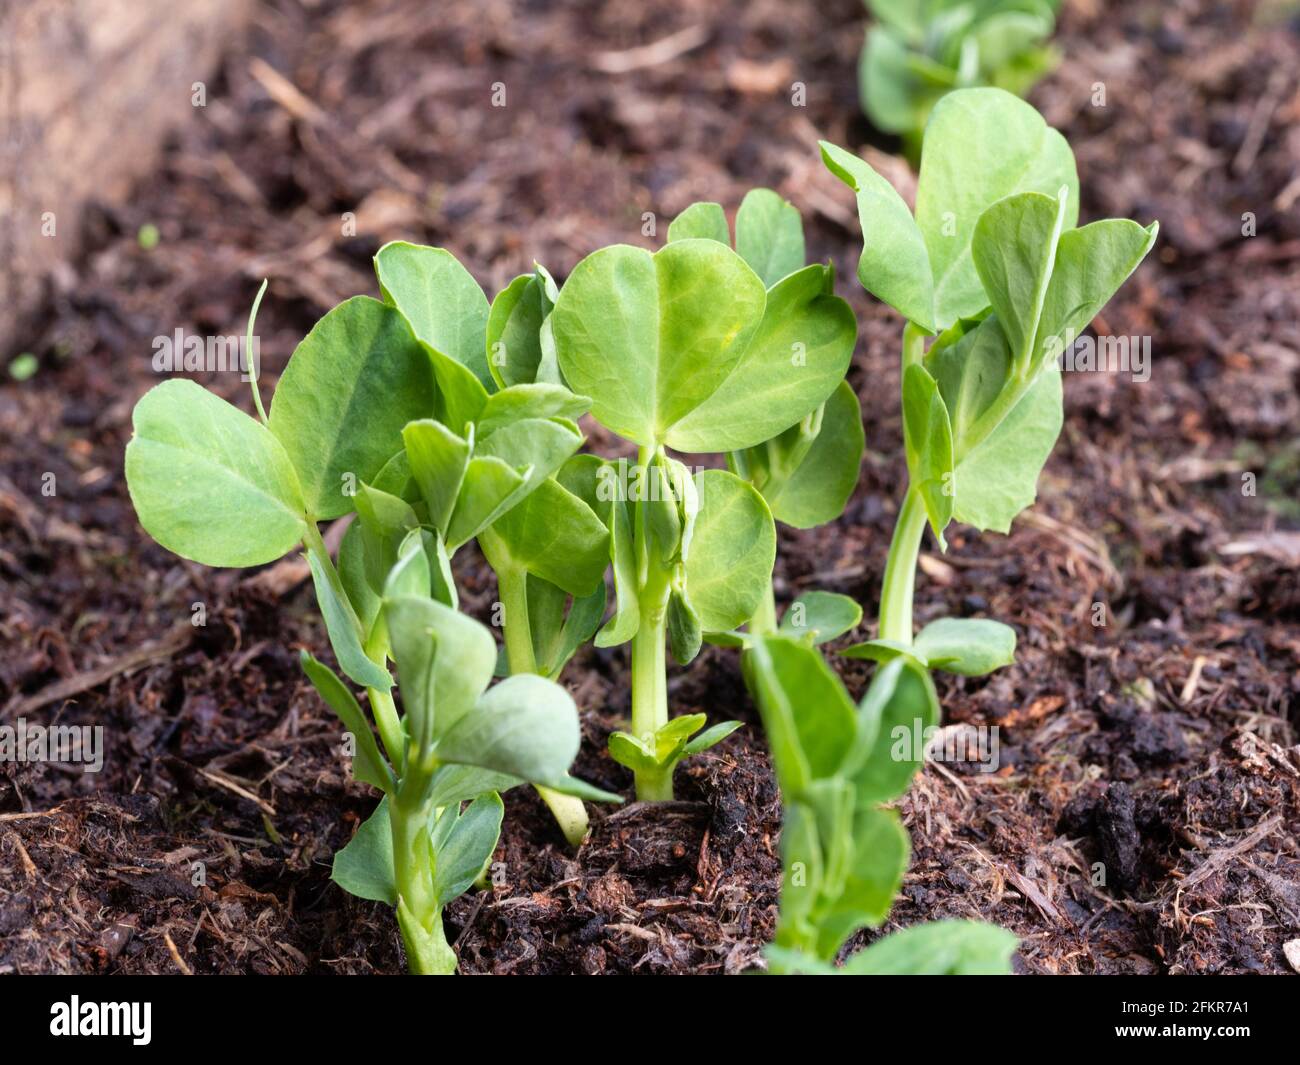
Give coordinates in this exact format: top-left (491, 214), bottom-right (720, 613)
top-left (496, 561), bottom-right (538, 675)
top-left (750, 579), bottom-right (779, 635)
top-left (367, 686), bottom-right (405, 772)
top-left (630, 445), bottom-right (672, 800)
top-left (902, 320), bottom-right (926, 370)
top-left (878, 487), bottom-right (927, 645)
top-left (390, 752), bottom-right (454, 974)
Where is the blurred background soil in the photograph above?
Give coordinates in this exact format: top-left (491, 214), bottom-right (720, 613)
top-left (1, 0), bottom-right (1297, 974)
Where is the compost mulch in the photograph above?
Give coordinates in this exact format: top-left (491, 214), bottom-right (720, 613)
top-left (1, 0), bottom-right (1297, 975)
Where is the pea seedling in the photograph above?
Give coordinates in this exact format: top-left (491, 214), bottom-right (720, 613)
top-left (821, 87), bottom-right (1157, 679)
top-left (549, 227), bottom-right (856, 800)
top-left (749, 634), bottom-right (1017, 974)
top-left (860, 0), bottom-right (1062, 160)
top-left (312, 572), bottom-right (594, 974)
top-left (666, 190), bottom-right (865, 646)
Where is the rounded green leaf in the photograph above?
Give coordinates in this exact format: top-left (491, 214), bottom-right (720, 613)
top-left (436, 673), bottom-right (579, 784)
top-left (375, 241), bottom-right (492, 389)
top-left (480, 478), bottom-right (609, 597)
top-left (780, 590), bottom-right (863, 644)
top-left (734, 188), bottom-right (805, 288)
top-left (913, 617), bottom-right (1016, 675)
top-left (331, 798), bottom-right (395, 904)
top-left (386, 594), bottom-right (497, 744)
top-left (761, 380), bottom-right (864, 529)
top-left (126, 380), bottom-right (308, 567)
top-left (667, 264), bottom-right (856, 453)
top-left (666, 202), bottom-right (729, 245)
top-left (843, 919), bottom-right (1018, 975)
top-left (487, 271), bottom-right (552, 389)
top-left (552, 241), bottom-right (766, 447)
top-left (682, 470), bottom-right (776, 632)
top-left (269, 296), bottom-right (436, 520)
top-left (916, 87), bottom-right (1078, 328)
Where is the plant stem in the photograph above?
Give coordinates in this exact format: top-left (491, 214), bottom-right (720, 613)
top-left (367, 686), bottom-right (406, 771)
top-left (750, 579), bottom-right (779, 635)
top-left (878, 486), bottom-right (927, 645)
top-left (627, 444), bottom-right (673, 800)
top-left (496, 561), bottom-right (538, 675)
top-left (482, 532), bottom-right (589, 846)
top-left (390, 753), bottom-right (454, 974)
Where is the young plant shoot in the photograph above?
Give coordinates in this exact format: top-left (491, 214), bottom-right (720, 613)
top-left (125, 250), bottom-right (610, 972)
top-left (821, 87), bottom-right (1157, 682)
top-left (549, 226), bottom-right (856, 800)
top-left (374, 243), bottom-right (612, 845)
top-left (749, 634), bottom-right (1017, 974)
top-left (666, 189), bottom-right (866, 646)
top-left (312, 570), bottom-right (589, 975)
top-left (860, 0), bottom-right (1062, 160)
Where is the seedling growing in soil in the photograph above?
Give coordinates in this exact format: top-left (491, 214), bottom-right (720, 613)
top-left (125, 252), bottom-right (609, 971)
top-left (306, 577), bottom-right (588, 974)
top-left (749, 634), bottom-right (1017, 974)
top-left (821, 87), bottom-right (1157, 677)
top-left (550, 226), bottom-right (856, 800)
top-left (666, 190), bottom-right (865, 644)
top-left (376, 244), bottom-right (611, 844)
top-left (859, 0), bottom-right (1062, 160)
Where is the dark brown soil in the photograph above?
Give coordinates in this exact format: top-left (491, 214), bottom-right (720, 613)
top-left (2, 0), bottom-right (1298, 975)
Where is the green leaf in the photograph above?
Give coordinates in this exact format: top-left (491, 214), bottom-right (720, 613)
top-left (843, 919), bottom-right (1018, 975)
top-left (776, 801), bottom-right (823, 940)
top-left (383, 529), bottom-right (432, 601)
top-left (299, 651), bottom-right (394, 793)
top-left (596, 495), bottom-right (639, 647)
top-left (820, 141), bottom-right (935, 330)
top-left (913, 617), bottom-right (1016, 675)
top-left (402, 420), bottom-right (470, 535)
top-left (683, 470), bottom-right (776, 632)
top-left (374, 241), bottom-right (492, 389)
top-left (608, 731), bottom-right (658, 776)
top-left (667, 264), bottom-right (857, 453)
top-left (754, 380), bottom-right (865, 529)
top-left (432, 792), bottom-right (503, 906)
top-left (901, 363), bottom-right (955, 545)
top-left (338, 522), bottom-right (382, 636)
top-left (427, 765), bottom-right (519, 808)
top-left (436, 673), bottom-right (579, 783)
top-left (953, 347), bottom-right (1062, 533)
top-left (445, 455), bottom-right (527, 549)
top-left (486, 270), bottom-right (555, 389)
top-left (475, 416), bottom-right (584, 499)
top-left (481, 478), bottom-right (609, 596)
top-left (916, 87), bottom-right (1078, 329)
top-left (748, 636), bottom-right (858, 797)
top-left (307, 550), bottom-right (393, 691)
top-left (814, 806), bottom-right (910, 956)
top-left (269, 296), bottom-right (436, 520)
top-left (332, 798), bottom-right (395, 904)
top-left (476, 383), bottom-right (589, 436)
top-left (552, 240), bottom-right (766, 448)
top-left (734, 188), bottom-right (805, 288)
top-left (125, 381), bottom-right (308, 567)
top-left (859, 27), bottom-right (922, 136)
top-left (851, 656), bottom-right (939, 804)
top-left (667, 201), bottom-right (729, 244)
top-left (971, 189), bottom-right (1069, 374)
top-left (839, 637), bottom-right (923, 666)
top-left (1032, 218), bottom-right (1160, 364)
top-left (779, 591), bottom-right (863, 644)
top-left (667, 584), bottom-right (703, 665)
top-left (682, 719), bottom-right (743, 756)
top-left (385, 594), bottom-right (497, 745)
